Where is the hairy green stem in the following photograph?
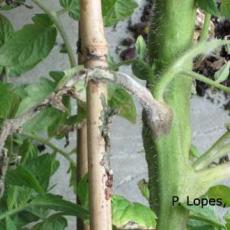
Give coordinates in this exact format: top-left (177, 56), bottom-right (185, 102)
top-left (32, 0), bottom-right (77, 67)
top-left (154, 40), bottom-right (230, 100)
top-left (193, 130), bottom-right (230, 170)
top-left (144, 1), bottom-right (196, 229)
top-left (22, 132), bottom-right (75, 166)
top-left (199, 13), bottom-right (211, 42)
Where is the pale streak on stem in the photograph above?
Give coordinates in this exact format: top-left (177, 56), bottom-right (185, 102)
top-left (197, 162), bottom-right (230, 187)
top-left (193, 130), bottom-right (230, 170)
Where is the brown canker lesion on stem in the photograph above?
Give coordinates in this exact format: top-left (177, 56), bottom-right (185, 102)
top-left (0, 65), bottom-right (172, 204)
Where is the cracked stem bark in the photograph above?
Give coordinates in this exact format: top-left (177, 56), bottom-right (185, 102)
top-left (80, 0), bottom-right (112, 229)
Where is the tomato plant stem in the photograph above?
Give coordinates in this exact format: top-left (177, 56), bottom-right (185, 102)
top-left (193, 130), bottom-right (230, 170)
top-left (199, 13), bottom-right (211, 42)
top-left (182, 69), bottom-right (230, 93)
top-left (144, 1), bottom-right (196, 229)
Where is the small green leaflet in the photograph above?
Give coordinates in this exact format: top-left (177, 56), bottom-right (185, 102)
top-left (32, 214), bottom-right (67, 230)
top-left (0, 83), bottom-right (19, 119)
top-left (0, 194), bottom-right (89, 221)
top-left (25, 153), bottom-right (60, 192)
top-left (0, 14), bottom-right (14, 47)
top-left (16, 77), bottom-right (56, 115)
top-left (6, 185), bottom-right (33, 210)
top-left (0, 23), bottom-right (57, 75)
top-left (214, 61), bottom-right (230, 83)
top-left (32, 14), bottom-right (53, 27)
top-left (220, 0), bottom-right (230, 19)
top-left (77, 174), bottom-right (89, 209)
top-left (187, 219), bottom-right (215, 230)
top-left (59, 0), bottom-right (138, 26)
top-left (135, 36), bottom-right (146, 60)
top-left (23, 107), bottom-right (66, 135)
top-left (112, 195), bottom-right (157, 229)
top-left (109, 84), bottom-right (137, 123)
top-left (102, 0), bottom-right (138, 26)
top-left (6, 165), bottom-right (44, 193)
top-left (59, 0), bottom-right (80, 20)
top-left (30, 194), bottom-right (89, 220)
top-left (207, 185), bottom-right (230, 207)
top-left (196, 0), bottom-right (219, 16)
top-left (190, 145), bottom-right (201, 158)
top-left (132, 60), bottom-right (152, 81)
top-left (138, 179), bottom-right (150, 201)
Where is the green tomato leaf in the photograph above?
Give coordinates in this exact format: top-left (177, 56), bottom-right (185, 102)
top-left (19, 140), bottom-right (39, 164)
top-left (135, 36), bottom-right (146, 60)
top-left (214, 61), bottom-right (230, 83)
top-left (6, 165), bottom-right (44, 193)
top-left (77, 174), bottom-right (89, 209)
top-left (225, 213), bottom-right (230, 230)
top-left (0, 13), bottom-right (14, 47)
top-left (32, 214), bottom-right (67, 230)
top-left (0, 83), bottom-right (20, 119)
top-left (5, 217), bottom-right (17, 230)
top-left (112, 195), bottom-right (157, 229)
top-left (190, 145), bottom-right (201, 159)
top-left (102, 0), bottom-right (138, 27)
top-left (0, 194), bottom-right (88, 224)
top-left (187, 219), bottom-right (215, 230)
top-left (132, 59), bottom-right (152, 80)
top-left (220, 0), bottom-right (230, 19)
top-left (196, 0), bottom-right (219, 16)
top-left (6, 185), bottom-right (33, 210)
top-left (23, 108), bottom-right (66, 135)
top-left (26, 154), bottom-right (60, 192)
top-left (207, 185), bottom-right (230, 207)
top-left (109, 85), bottom-right (137, 123)
top-left (31, 193), bottom-right (89, 220)
top-left (67, 163), bottom-right (77, 193)
top-left (14, 210), bottom-right (41, 228)
top-left (0, 24), bottom-right (57, 74)
top-left (182, 203), bottom-right (223, 227)
top-left (16, 76), bottom-right (67, 135)
top-left (16, 77), bottom-right (56, 115)
top-left (49, 71), bottom-right (65, 83)
top-left (32, 14), bottom-right (53, 27)
top-left (60, 0), bottom-right (80, 20)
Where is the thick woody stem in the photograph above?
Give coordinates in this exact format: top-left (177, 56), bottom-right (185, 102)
top-left (80, 0), bottom-right (112, 229)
